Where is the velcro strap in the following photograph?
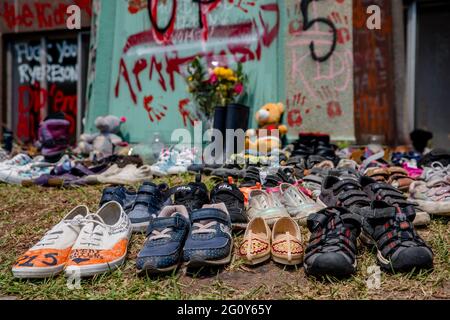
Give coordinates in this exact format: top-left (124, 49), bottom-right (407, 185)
top-left (134, 194), bottom-right (153, 206)
top-left (190, 208), bottom-right (230, 224)
top-left (146, 215), bottom-right (187, 237)
top-left (376, 189), bottom-right (405, 200)
top-left (370, 183), bottom-right (400, 194)
top-left (139, 184), bottom-right (159, 195)
top-left (340, 213), bottom-right (363, 227)
top-left (359, 206), bottom-right (397, 219)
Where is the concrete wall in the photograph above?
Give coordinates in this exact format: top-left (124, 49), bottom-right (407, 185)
top-left (86, 0), bottom-right (356, 144)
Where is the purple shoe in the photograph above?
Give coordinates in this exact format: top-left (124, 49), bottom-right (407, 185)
top-left (38, 119), bottom-right (71, 157)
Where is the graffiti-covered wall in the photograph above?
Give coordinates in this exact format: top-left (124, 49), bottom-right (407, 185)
top-left (285, 0), bottom-right (354, 141)
top-left (0, 0), bottom-right (91, 33)
top-left (87, 0), bottom-right (356, 143)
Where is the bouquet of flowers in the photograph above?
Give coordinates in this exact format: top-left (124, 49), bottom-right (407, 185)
top-left (186, 57), bottom-right (247, 119)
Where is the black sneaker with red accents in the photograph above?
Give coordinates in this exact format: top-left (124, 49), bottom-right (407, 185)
top-left (211, 178), bottom-right (246, 229)
top-left (358, 200), bottom-right (433, 273)
top-left (304, 207), bottom-right (362, 278)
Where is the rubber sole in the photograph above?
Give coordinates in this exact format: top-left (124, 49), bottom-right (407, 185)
top-left (12, 264), bottom-right (65, 279)
top-left (137, 263), bottom-right (179, 276)
top-left (272, 255), bottom-right (303, 266)
top-left (65, 254), bottom-right (127, 278)
top-left (242, 253), bottom-right (271, 266)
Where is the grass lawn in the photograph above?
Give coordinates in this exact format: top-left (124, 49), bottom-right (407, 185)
top-left (0, 176), bottom-right (449, 300)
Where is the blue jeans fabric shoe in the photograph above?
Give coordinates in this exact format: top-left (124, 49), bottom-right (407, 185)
top-left (183, 203), bottom-right (233, 267)
top-left (128, 182), bottom-right (169, 232)
top-left (136, 205), bottom-right (190, 274)
top-left (99, 186), bottom-right (137, 212)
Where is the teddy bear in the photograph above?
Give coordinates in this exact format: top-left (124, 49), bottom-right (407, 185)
top-left (245, 102), bottom-right (288, 155)
top-left (75, 115), bottom-right (127, 160)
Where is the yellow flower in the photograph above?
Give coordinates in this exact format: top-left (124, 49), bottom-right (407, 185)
top-left (188, 76), bottom-right (193, 82)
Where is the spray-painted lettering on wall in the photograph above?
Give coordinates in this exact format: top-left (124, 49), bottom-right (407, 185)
top-left (13, 40), bottom-right (78, 141)
top-left (0, 0), bottom-right (91, 32)
top-left (285, 0), bottom-right (354, 140)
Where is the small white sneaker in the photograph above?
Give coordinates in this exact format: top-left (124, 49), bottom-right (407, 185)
top-left (167, 147), bottom-right (197, 175)
top-left (65, 201), bottom-right (132, 277)
top-left (150, 148), bottom-right (174, 177)
top-left (12, 206), bottom-right (89, 279)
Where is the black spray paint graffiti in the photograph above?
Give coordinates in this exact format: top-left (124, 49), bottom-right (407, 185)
top-left (300, 0), bottom-right (337, 62)
top-left (147, 0), bottom-right (218, 35)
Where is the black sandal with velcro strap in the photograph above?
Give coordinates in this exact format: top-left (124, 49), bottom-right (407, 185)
top-left (360, 176), bottom-right (413, 208)
top-left (304, 207), bottom-right (362, 278)
top-left (358, 200), bottom-right (433, 273)
top-left (319, 176), bottom-right (371, 210)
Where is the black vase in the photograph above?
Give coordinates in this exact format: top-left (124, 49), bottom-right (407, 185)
top-left (225, 103), bottom-right (250, 156)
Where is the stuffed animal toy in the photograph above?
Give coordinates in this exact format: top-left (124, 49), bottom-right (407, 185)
top-left (245, 102), bottom-right (288, 154)
top-left (76, 115), bottom-right (127, 160)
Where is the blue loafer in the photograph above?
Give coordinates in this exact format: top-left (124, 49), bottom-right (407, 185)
top-left (183, 203), bottom-right (233, 267)
top-left (136, 205), bottom-right (190, 274)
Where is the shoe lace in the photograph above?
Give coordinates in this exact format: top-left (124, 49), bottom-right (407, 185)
top-left (35, 219), bottom-right (82, 247)
top-left (423, 162), bottom-right (449, 179)
top-left (192, 221), bottom-right (217, 234)
top-left (78, 215), bottom-right (106, 247)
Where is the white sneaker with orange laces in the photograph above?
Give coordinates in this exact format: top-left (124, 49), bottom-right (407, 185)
top-left (12, 206), bottom-right (89, 278)
top-left (65, 201), bottom-right (132, 277)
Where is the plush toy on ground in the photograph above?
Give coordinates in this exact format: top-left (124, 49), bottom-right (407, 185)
top-left (76, 115), bottom-right (127, 160)
top-left (246, 103), bottom-right (288, 155)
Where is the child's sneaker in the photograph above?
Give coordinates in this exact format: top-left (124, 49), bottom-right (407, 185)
top-left (65, 201), bottom-right (132, 277)
top-left (150, 148), bottom-right (175, 177)
top-left (167, 147), bottom-right (197, 175)
top-left (183, 203), bottom-right (233, 267)
top-left (12, 206), bottom-right (89, 278)
top-left (136, 205), bottom-right (191, 275)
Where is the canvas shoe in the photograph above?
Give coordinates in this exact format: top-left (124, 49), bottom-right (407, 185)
top-left (278, 183), bottom-right (324, 225)
top-left (304, 207), bottom-right (362, 278)
top-left (65, 201), bottom-right (132, 277)
top-left (238, 217), bottom-right (271, 265)
top-left (136, 205), bottom-right (190, 274)
top-left (247, 190), bottom-right (290, 227)
top-left (183, 203), bottom-right (233, 267)
top-left (128, 182), bottom-right (169, 232)
top-left (0, 164), bottom-right (52, 185)
top-left (210, 178), bottom-right (247, 229)
top-left (12, 206), bottom-right (89, 278)
top-left (0, 153), bottom-right (32, 170)
top-left (98, 164), bottom-right (152, 185)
